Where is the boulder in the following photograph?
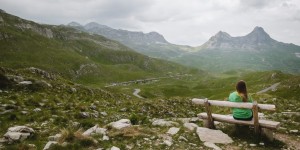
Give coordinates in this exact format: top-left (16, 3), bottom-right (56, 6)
top-left (183, 123), bottom-right (198, 131)
top-left (111, 146), bottom-right (120, 150)
top-left (48, 134), bottom-right (62, 141)
top-left (204, 142), bottom-right (222, 150)
top-left (3, 126), bottom-right (35, 143)
top-left (108, 119), bottom-right (132, 129)
top-left (102, 135), bottom-right (109, 141)
top-left (196, 127), bottom-right (233, 144)
top-left (166, 127), bottom-right (180, 135)
top-left (43, 141), bottom-right (58, 150)
top-left (82, 125), bottom-right (107, 136)
top-left (152, 119), bottom-right (179, 127)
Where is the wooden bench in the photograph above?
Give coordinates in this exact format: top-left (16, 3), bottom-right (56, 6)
top-left (192, 98), bottom-right (280, 141)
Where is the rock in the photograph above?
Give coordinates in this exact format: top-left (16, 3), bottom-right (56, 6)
top-left (28, 144), bottom-right (36, 149)
top-left (33, 108), bottom-right (41, 112)
top-left (120, 108), bottom-right (127, 112)
top-left (164, 140), bottom-right (173, 146)
top-left (3, 126), bottom-right (35, 143)
top-left (166, 127), bottom-right (180, 135)
top-left (90, 105), bottom-right (97, 110)
top-left (21, 111), bottom-right (28, 115)
top-left (126, 144), bottom-right (134, 149)
top-left (4, 132), bottom-right (30, 142)
top-left (178, 136), bottom-right (188, 142)
top-left (80, 112), bottom-right (90, 118)
top-left (72, 122), bottom-right (80, 127)
top-left (204, 142), bottom-right (222, 150)
top-left (19, 81), bottom-right (32, 85)
top-left (0, 109), bottom-right (14, 115)
top-left (102, 135), bottom-right (109, 141)
top-left (83, 125), bottom-right (107, 136)
top-left (70, 88), bottom-right (77, 93)
top-left (290, 130), bottom-right (298, 133)
top-left (152, 119), bottom-right (179, 127)
top-left (7, 126), bottom-right (35, 133)
top-left (100, 112), bottom-right (108, 116)
top-left (111, 146), bottom-right (120, 150)
top-left (43, 141), bottom-right (58, 150)
top-left (174, 118), bottom-right (191, 123)
top-left (196, 127), bottom-right (233, 144)
top-left (250, 143), bottom-right (257, 147)
top-left (183, 123), bottom-right (198, 131)
top-left (48, 134), bottom-right (62, 141)
top-left (108, 119), bottom-right (132, 129)
top-left (91, 112), bottom-right (99, 118)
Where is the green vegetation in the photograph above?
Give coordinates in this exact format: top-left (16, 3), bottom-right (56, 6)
top-left (0, 11), bottom-right (299, 149)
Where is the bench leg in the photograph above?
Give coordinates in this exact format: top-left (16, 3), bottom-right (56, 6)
top-left (203, 119), bottom-right (215, 129)
top-left (261, 128), bottom-right (274, 141)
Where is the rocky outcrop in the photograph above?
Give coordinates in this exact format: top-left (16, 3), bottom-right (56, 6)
top-left (27, 67), bottom-right (56, 80)
top-left (3, 126), bottom-right (35, 143)
top-left (15, 23), bottom-right (53, 38)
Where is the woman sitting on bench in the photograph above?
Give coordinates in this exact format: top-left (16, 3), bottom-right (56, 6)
top-left (229, 80), bottom-right (253, 121)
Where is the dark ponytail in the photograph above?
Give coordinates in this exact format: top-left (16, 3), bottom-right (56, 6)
top-left (236, 80), bottom-right (248, 102)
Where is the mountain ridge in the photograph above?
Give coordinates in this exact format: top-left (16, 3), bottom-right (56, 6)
top-left (68, 21), bottom-right (196, 59)
top-left (0, 10), bottom-right (193, 85)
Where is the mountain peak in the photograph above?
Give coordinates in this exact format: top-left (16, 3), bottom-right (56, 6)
top-left (67, 22), bottom-right (81, 27)
top-left (245, 26), bottom-right (272, 43)
top-left (84, 22), bottom-right (111, 30)
top-left (215, 31), bottom-right (231, 39)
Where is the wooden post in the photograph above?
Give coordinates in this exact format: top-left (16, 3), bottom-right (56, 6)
top-left (252, 101), bottom-right (260, 134)
top-left (204, 98), bottom-right (215, 129)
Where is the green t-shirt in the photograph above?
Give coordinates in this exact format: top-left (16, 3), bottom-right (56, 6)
top-left (228, 91), bottom-right (253, 119)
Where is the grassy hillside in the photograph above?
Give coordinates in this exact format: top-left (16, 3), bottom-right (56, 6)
top-left (172, 45), bottom-right (300, 74)
top-left (0, 11), bottom-right (194, 86)
top-left (1, 67), bottom-right (299, 149)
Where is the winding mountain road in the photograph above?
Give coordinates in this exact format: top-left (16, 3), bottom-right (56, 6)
top-left (256, 82), bottom-right (280, 94)
top-left (133, 89), bottom-right (144, 99)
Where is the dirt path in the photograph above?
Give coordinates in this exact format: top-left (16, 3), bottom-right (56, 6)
top-left (256, 82), bottom-right (280, 94)
top-left (274, 133), bottom-right (300, 150)
top-left (133, 89), bottom-right (144, 99)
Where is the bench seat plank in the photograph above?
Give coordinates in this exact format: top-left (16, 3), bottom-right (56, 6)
top-left (198, 113), bottom-right (280, 129)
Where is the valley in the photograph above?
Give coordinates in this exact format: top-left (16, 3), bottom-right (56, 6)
top-left (0, 10), bottom-right (299, 150)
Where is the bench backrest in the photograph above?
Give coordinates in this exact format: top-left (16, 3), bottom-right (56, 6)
top-left (192, 98), bottom-right (275, 111)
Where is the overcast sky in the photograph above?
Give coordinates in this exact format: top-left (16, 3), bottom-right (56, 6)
top-left (1, 0), bottom-right (300, 46)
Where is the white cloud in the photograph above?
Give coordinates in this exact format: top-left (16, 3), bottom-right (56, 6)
top-left (0, 0), bottom-right (300, 46)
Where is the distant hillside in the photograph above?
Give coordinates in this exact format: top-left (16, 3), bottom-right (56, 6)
top-left (0, 10), bottom-right (194, 85)
top-left (68, 22), bottom-right (195, 59)
top-left (172, 27), bottom-right (300, 74)
top-left (68, 22), bottom-right (300, 74)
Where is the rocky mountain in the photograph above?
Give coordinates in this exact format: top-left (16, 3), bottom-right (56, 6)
top-left (172, 27), bottom-right (300, 74)
top-left (201, 27), bottom-right (277, 50)
top-left (0, 10), bottom-right (193, 85)
top-left (68, 22), bottom-right (195, 59)
top-left (68, 22), bottom-right (300, 74)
